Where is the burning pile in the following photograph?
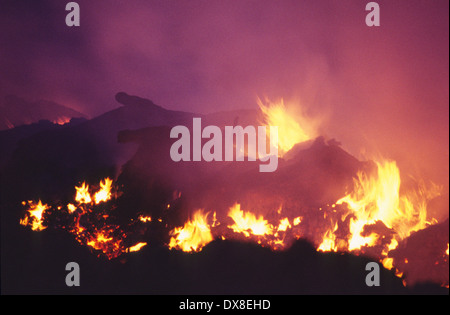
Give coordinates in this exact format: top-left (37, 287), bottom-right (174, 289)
top-left (18, 98), bottom-right (448, 288)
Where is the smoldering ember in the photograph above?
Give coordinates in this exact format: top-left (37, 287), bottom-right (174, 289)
top-left (170, 118), bottom-right (279, 172)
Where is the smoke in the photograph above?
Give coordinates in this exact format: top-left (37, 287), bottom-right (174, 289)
top-left (1, 0), bottom-right (448, 186)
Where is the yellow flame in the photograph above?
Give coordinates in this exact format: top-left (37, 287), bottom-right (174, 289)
top-left (318, 222), bottom-right (338, 252)
top-left (227, 203), bottom-right (273, 237)
top-left (277, 218), bottom-right (292, 232)
top-left (94, 178), bottom-right (113, 204)
top-left (138, 215), bottom-right (152, 223)
top-left (293, 217), bottom-right (302, 226)
top-left (337, 159), bottom-right (441, 251)
top-left (67, 203), bottom-right (76, 213)
top-left (382, 257), bottom-right (394, 270)
top-left (257, 97), bottom-right (314, 156)
top-left (75, 182), bottom-right (92, 204)
top-left (20, 200), bottom-right (49, 231)
top-left (128, 242), bottom-right (147, 252)
top-left (168, 210), bottom-right (214, 252)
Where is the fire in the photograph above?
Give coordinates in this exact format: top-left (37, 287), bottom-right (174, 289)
top-left (128, 242), bottom-right (148, 252)
top-left (138, 215), bottom-right (152, 223)
top-left (293, 217), bottom-right (302, 226)
top-left (67, 203), bottom-right (77, 213)
top-left (227, 203), bottom-right (274, 237)
top-left (168, 210), bottom-right (214, 252)
top-left (336, 159), bottom-right (441, 252)
top-left (94, 178), bottom-right (113, 204)
top-left (257, 97), bottom-right (315, 156)
top-left (277, 217), bottom-right (292, 232)
top-left (19, 178), bottom-right (148, 259)
top-left (16, 129), bottom-right (446, 286)
top-left (317, 222), bottom-right (338, 252)
top-left (382, 257), bottom-right (394, 270)
top-left (20, 200), bottom-right (49, 231)
top-left (75, 182), bottom-right (92, 204)
top-left (225, 203), bottom-right (302, 250)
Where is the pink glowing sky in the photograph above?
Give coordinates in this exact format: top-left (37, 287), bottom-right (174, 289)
top-left (1, 0), bottom-right (448, 184)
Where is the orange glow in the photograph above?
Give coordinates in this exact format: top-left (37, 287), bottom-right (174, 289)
top-left (53, 116), bottom-right (71, 125)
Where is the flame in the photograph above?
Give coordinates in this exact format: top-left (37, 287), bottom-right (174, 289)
top-left (317, 222), bottom-right (338, 252)
top-left (20, 200), bottom-right (49, 231)
top-left (336, 159), bottom-right (441, 252)
top-left (138, 215), bottom-right (152, 223)
top-left (257, 97), bottom-right (315, 156)
top-left (16, 155), bottom-right (446, 286)
top-left (277, 218), bottom-right (292, 232)
top-left (67, 203), bottom-right (77, 213)
top-left (168, 210), bottom-right (214, 252)
top-left (128, 242), bottom-right (148, 252)
top-left (19, 178), bottom-right (146, 259)
top-left (382, 257), bottom-right (394, 270)
top-left (94, 178), bottom-right (113, 204)
top-left (225, 203), bottom-right (302, 250)
top-left (293, 217), bottom-right (302, 226)
top-left (75, 182), bottom-right (92, 204)
top-left (227, 203), bottom-right (274, 237)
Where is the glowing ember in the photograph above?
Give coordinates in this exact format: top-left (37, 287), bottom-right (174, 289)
top-left (293, 217), bottom-right (302, 226)
top-left (19, 178), bottom-right (148, 259)
top-left (138, 215), bottom-right (152, 223)
top-left (82, 226), bottom-right (125, 259)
